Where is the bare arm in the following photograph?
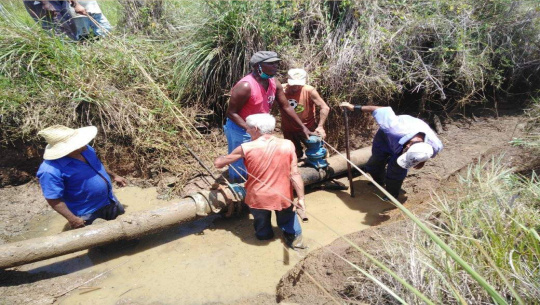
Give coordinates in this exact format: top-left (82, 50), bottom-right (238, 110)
top-left (214, 145), bottom-right (245, 169)
top-left (339, 102), bottom-right (383, 113)
top-left (46, 199), bottom-right (85, 228)
top-left (276, 80), bottom-right (313, 138)
top-left (310, 89), bottom-right (330, 138)
top-left (104, 165), bottom-right (127, 187)
top-left (290, 153), bottom-right (305, 210)
top-left (226, 82), bottom-right (251, 130)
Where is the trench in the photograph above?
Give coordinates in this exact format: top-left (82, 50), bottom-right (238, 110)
top-left (8, 175), bottom-right (394, 305)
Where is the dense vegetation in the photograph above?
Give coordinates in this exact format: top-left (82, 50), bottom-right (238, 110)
top-left (0, 0), bottom-right (539, 184)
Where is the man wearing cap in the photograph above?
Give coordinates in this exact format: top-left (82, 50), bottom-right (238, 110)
top-left (281, 68), bottom-right (330, 158)
top-left (225, 51), bottom-right (312, 182)
top-left (36, 125), bottom-right (127, 229)
top-left (215, 113), bottom-right (306, 249)
top-left (339, 103), bottom-right (443, 200)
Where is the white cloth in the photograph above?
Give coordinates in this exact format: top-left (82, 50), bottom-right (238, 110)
top-left (372, 107), bottom-right (443, 157)
top-left (78, 1), bottom-right (102, 14)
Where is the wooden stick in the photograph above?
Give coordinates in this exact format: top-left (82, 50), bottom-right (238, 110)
top-left (343, 109), bottom-right (355, 197)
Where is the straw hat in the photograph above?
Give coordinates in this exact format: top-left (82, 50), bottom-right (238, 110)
top-left (38, 125), bottom-right (98, 160)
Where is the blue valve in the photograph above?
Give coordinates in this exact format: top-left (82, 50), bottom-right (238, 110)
top-left (304, 135), bottom-right (329, 169)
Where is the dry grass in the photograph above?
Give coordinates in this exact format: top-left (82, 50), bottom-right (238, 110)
top-left (344, 157), bottom-right (540, 304)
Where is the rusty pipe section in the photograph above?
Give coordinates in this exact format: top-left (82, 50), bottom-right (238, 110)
top-left (0, 187), bottom-right (238, 269)
top-left (0, 147), bottom-right (372, 269)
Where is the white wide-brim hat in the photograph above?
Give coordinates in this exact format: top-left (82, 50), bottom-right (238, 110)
top-left (38, 125), bottom-right (98, 160)
top-left (397, 142), bottom-right (434, 169)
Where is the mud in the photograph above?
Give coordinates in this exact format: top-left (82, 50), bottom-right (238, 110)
top-left (0, 112), bottom-right (531, 305)
top-left (0, 175), bottom-right (395, 304)
top-left (277, 114), bottom-right (535, 304)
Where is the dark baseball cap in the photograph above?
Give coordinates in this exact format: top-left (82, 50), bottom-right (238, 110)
top-left (249, 51), bottom-right (281, 66)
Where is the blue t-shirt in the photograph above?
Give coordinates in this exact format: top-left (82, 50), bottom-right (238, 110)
top-left (372, 107), bottom-right (443, 156)
top-left (37, 145), bottom-right (117, 216)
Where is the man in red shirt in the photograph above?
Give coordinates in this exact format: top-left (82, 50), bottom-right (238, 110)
top-left (215, 113), bottom-right (306, 249)
top-left (225, 51), bottom-right (311, 182)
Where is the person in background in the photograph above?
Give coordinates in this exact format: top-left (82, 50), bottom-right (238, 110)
top-left (215, 114), bottom-right (306, 249)
top-left (23, 0), bottom-right (86, 40)
top-left (70, 1), bottom-right (112, 40)
top-left (225, 51), bottom-right (312, 182)
top-left (36, 125), bottom-right (127, 229)
top-left (339, 103), bottom-right (443, 200)
top-left (281, 68), bottom-right (330, 158)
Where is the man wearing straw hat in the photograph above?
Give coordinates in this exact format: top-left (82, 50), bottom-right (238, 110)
top-left (281, 68), bottom-right (330, 158)
top-left (215, 113), bottom-right (307, 249)
top-left (225, 51), bottom-right (313, 183)
top-left (339, 103), bottom-right (443, 200)
top-left (36, 125), bottom-right (127, 229)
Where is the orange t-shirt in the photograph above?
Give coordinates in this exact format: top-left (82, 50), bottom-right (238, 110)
top-left (241, 135), bottom-right (295, 210)
top-left (280, 84), bottom-right (317, 133)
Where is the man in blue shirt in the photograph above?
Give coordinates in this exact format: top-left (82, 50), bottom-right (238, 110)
top-left (37, 125), bottom-right (127, 229)
top-left (340, 103), bottom-right (443, 200)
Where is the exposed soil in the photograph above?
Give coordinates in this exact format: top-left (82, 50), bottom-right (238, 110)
top-left (0, 111), bottom-right (534, 304)
top-left (276, 113), bottom-right (537, 304)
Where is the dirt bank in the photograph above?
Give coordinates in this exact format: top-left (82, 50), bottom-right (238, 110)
top-left (276, 113), bottom-right (535, 304)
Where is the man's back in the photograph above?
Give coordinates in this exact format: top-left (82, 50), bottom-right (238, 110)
top-left (241, 135), bottom-right (294, 210)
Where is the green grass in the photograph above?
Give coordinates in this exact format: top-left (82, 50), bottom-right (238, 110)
top-left (344, 157), bottom-right (540, 304)
top-left (1, 0), bottom-right (539, 184)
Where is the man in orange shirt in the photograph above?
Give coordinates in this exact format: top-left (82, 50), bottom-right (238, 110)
top-left (214, 113), bottom-right (306, 249)
top-left (280, 68), bottom-right (330, 158)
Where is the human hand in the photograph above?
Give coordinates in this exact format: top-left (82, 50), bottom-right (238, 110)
top-left (302, 126), bottom-right (316, 139)
top-left (113, 176), bottom-right (127, 187)
top-left (73, 3), bottom-right (87, 15)
top-left (42, 1), bottom-right (58, 16)
top-left (296, 198), bottom-right (306, 211)
top-left (314, 127), bottom-right (326, 139)
top-left (339, 102), bottom-right (354, 112)
top-left (69, 217), bottom-right (85, 229)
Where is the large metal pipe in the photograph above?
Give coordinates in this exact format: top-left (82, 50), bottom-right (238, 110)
top-left (0, 147), bottom-right (372, 269)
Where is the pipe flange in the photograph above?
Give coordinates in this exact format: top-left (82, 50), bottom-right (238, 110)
top-left (185, 193), bottom-right (210, 216)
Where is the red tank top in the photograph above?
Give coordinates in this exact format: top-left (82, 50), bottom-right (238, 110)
top-left (241, 135), bottom-right (294, 210)
top-left (234, 74), bottom-right (277, 121)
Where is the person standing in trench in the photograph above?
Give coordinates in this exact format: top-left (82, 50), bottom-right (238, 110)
top-left (36, 125), bottom-right (127, 229)
top-left (225, 51), bottom-right (313, 182)
top-left (215, 113), bottom-right (307, 249)
top-left (339, 103), bottom-right (443, 200)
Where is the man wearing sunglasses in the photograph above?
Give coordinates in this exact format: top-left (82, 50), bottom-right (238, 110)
top-left (340, 103), bottom-right (443, 200)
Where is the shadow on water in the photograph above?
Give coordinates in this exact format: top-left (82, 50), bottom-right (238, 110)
top-left (331, 179), bottom-right (406, 226)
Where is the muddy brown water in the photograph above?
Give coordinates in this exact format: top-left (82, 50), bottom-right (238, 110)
top-left (10, 177), bottom-right (393, 304)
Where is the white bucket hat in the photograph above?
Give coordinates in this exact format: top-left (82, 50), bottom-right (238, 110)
top-left (397, 142), bottom-right (434, 169)
top-left (38, 125), bottom-right (98, 160)
top-left (287, 68), bottom-right (307, 86)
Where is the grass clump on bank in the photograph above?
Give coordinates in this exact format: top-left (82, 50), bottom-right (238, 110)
top-left (345, 157), bottom-right (540, 304)
top-left (1, 0), bottom-right (539, 187)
